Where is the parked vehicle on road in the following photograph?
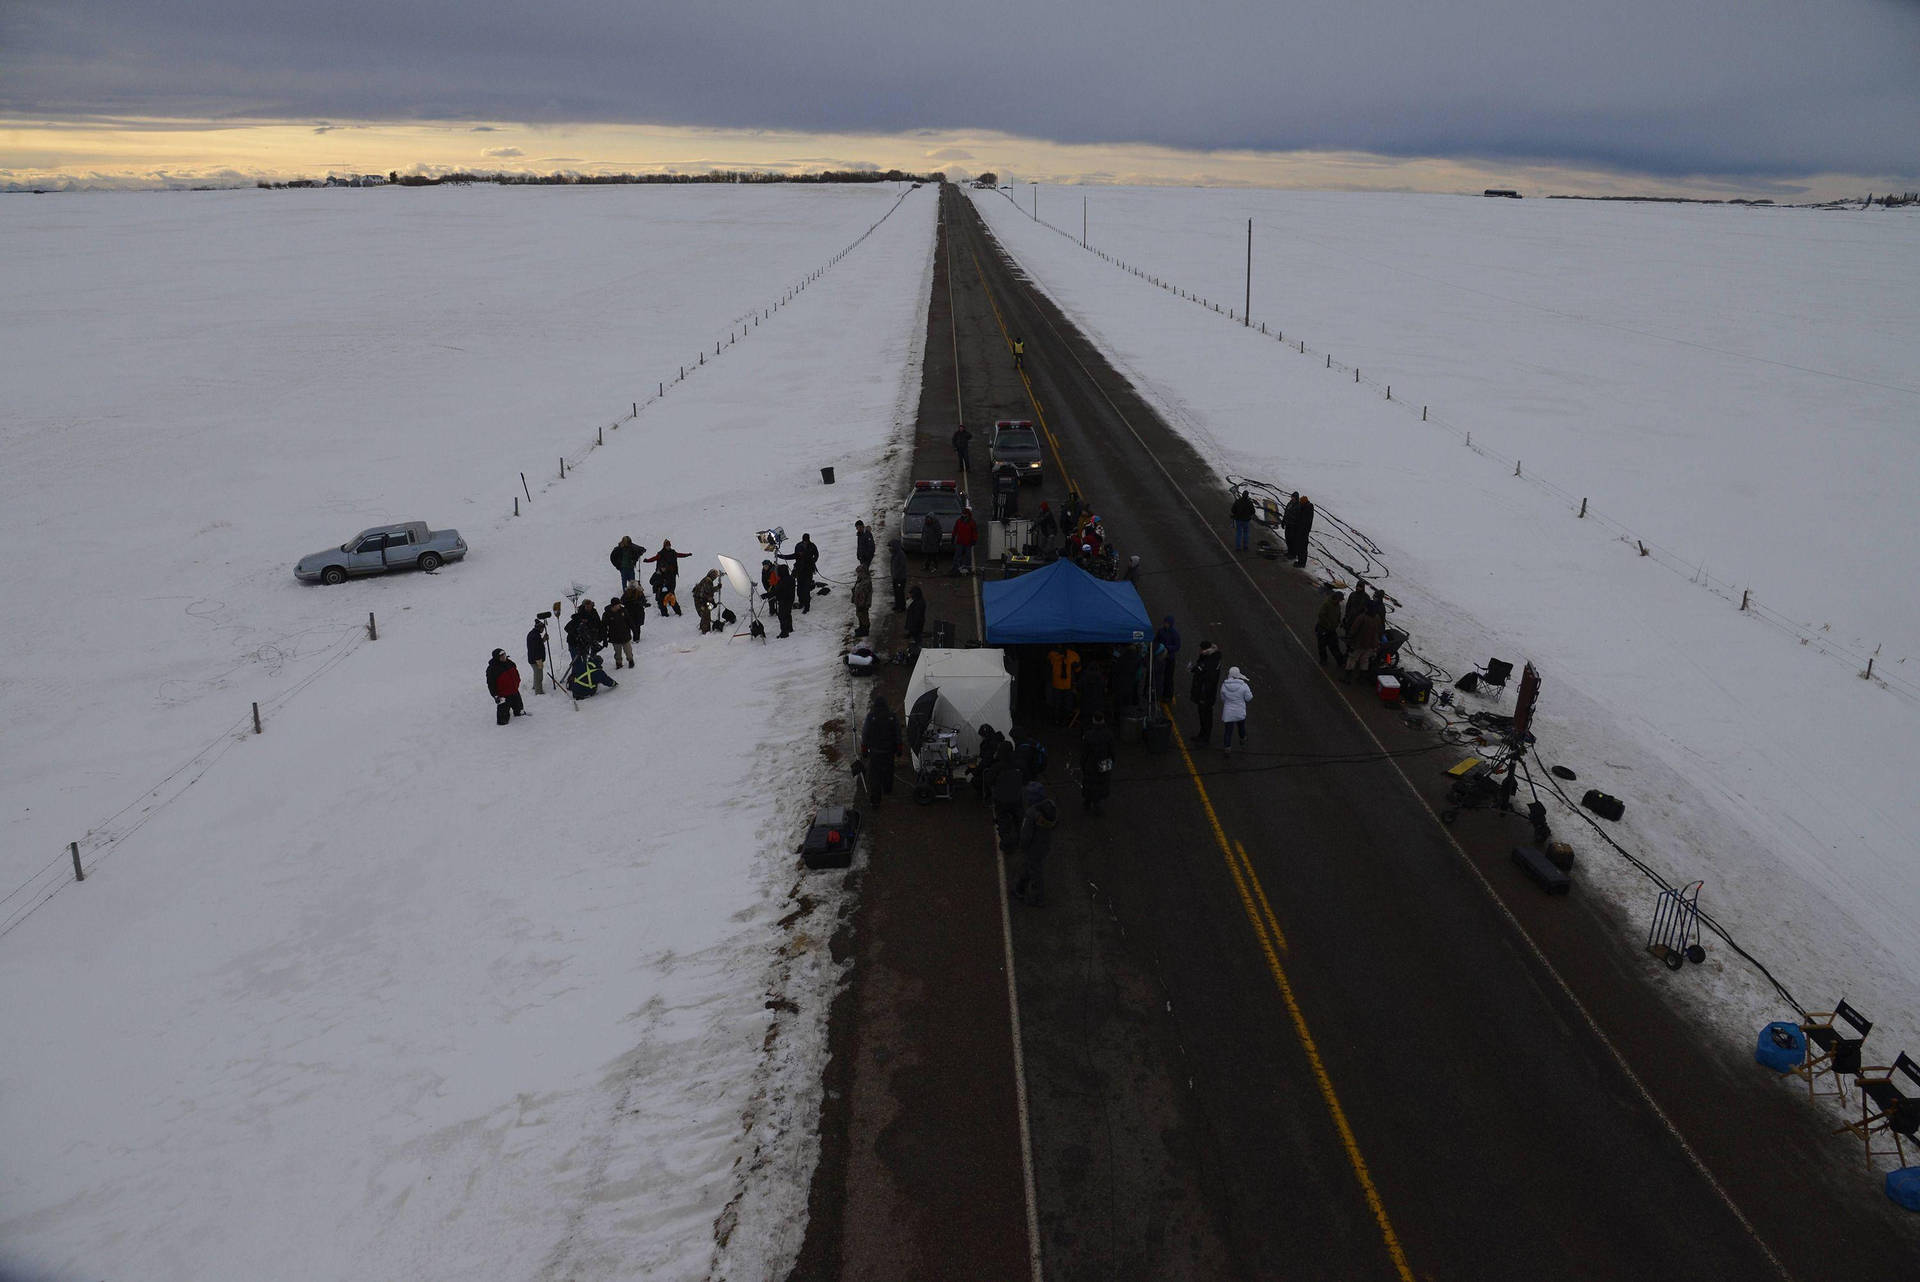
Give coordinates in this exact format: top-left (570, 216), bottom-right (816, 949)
top-left (294, 521), bottom-right (468, 584)
top-left (902, 480), bottom-right (967, 548)
top-left (990, 420), bottom-right (1044, 484)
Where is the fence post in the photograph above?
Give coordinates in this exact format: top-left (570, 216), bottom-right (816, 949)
top-left (597, 426), bottom-right (603, 446)
top-left (1422, 406), bottom-right (1428, 421)
top-left (1386, 385), bottom-right (1391, 399)
top-left (71, 841), bottom-right (84, 882)
top-left (253, 702), bottom-right (262, 734)
top-left (367, 612), bottom-right (377, 640)
top-left (514, 496), bottom-right (519, 517)
top-left (1740, 589), bottom-right (1749, 611)
top-left (1578, 497), bottom-right (1586, 518)
top-left (521, 472), bottom-right (531, 503)
top-left (1638, 540), bottom-right (1649, 557)
top-left (633, 402), bottom-right (638, 416)
top-left (1514, 459), bottom-right (1521, 477)
top-left (1327, 354), bottom-right (1331, 368)
top-left (560, 456), bottom-right (566, 478)
top-left (1356, 368), bottom-right (1360, 383)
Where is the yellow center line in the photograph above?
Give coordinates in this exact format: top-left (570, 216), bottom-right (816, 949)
top-left (1167, 703), bottom-right (1415, 1282)
top-left (963, 242), bottom-right (1078, 499)
top-left (1233, 839), bottom-right (1289, 956)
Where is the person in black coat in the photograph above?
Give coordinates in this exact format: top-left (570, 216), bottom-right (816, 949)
top-left (1189, 639), bottom-right (1222, 743)
top-left (861, 693), bottom-right (900, 806)
top-left (903, 585), bottom-right (926, 649)
top-left (1079, 714), bottom-right (1116, 813)
top-left (1230, 490), bottom-right (1256, 551)
top-left (768, 560), bottom-right (796, 638)
top-left (565, 600), bottom-right (604, 658)
top-left (644, 541), bottom-right (688, 615)
top-left (952, 423), bottom-right (972, 475)
top-left (486, 649), bottom-right (525, 720)
top-left (888, 537), bottom-right (909, 612)
top-left (604, 599), bottom-right (634, 669)
top-left (973, 724), bottom-right (1004, 802)
top-left (526, 616), bottom-right (549, 694)
top-left (855, 520), bottom-right (876, 569)
top-left (1285, 495), bottom-right (1316, 566)
top-left (992, 749), bottom-right (1028, 852)
top-left (780, 533), bottom-right (820, 614)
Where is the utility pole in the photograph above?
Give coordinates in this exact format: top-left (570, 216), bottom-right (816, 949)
top-left (1083, 195), bottom-right (1087, 248)
top-left (1032, 184), bottom-right (1038, 220)
top-left (1244, 218), bottom-right (1252, 327)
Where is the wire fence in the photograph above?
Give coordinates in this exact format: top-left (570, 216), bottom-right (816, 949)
top-left (2, 186), bottom-right (936, 946)
top-left (1, 622), bottom-right (371, 942)
top-left (506, 184), bottom-right (925, 524)
top-left (990, 188), bottom-right (1918, 703)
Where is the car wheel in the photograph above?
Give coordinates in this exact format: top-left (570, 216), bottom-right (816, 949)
top-left (321, 566), bottom-right (348, 586)
top-left (418, 552), bottom-right (442, 572)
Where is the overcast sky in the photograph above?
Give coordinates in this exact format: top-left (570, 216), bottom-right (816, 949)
top-left (4, 0), bottom-right (1918, 185)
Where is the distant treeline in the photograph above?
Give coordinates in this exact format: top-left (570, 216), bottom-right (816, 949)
top-left (257, 168), bottom-right (945, 190)
top-left (1546, 194), bottom-right (1777, 205)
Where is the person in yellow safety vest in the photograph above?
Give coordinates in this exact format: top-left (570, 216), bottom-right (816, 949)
top-left (1046, 645), bottom-right (1080, 724)
top-left (1012, 337), bottom-right (1025, 370)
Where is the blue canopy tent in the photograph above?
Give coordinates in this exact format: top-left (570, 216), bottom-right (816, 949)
top-left (982, 559), bottom-right (1152, 645)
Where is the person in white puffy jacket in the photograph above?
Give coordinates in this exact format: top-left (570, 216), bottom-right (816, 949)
top-left (1219, 666), bottom-right (1253, 753)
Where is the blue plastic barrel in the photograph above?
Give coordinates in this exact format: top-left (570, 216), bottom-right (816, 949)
top-left (1886, 1166), bottom-right (1920, 1212)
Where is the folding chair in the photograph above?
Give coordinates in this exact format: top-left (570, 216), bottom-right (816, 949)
top-left (1789, 1000), bottom-right (1872, 1104)
top-left (1834, 1052), bottom-right (1920, 1169)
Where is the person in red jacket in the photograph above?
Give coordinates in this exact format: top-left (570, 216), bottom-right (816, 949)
top-left (951, 507), bottom-right (979, 576)
top-left (486, 649), bottom-right (526, 722)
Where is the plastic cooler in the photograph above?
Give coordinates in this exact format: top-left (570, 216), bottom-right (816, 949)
top-left (1754, 1021), bottom-right (1806, 1073)
top-left (1375, 674), bottom-right (1402, 706)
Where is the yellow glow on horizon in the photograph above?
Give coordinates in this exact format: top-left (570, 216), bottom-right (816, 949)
top-left (0, 116), bottom-right (1900, 202)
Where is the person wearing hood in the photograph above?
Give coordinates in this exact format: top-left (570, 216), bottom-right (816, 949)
top-left (1012, 780), bottom-right (1058, 905)
top-left (768, 559), bottom-right (796, 638)
top-left (888, 536), bottom-right (909, 612)
top-left (690, 569), bottom-right (723, 634)
top-left (855, 518), bottom-right (876, 569)
top-left (1189, 640), bottom-right (1223, 744)
top-left (567, 648), bottom-right (618, 701)
top-left (860, 692), bottom-right (900, 806)
top-left (1219, 666), bottom-right (1253, 752)
top-left (486, 648), bottom-right (525, 723)
top-left (952, 423), bottom-right (972, 475)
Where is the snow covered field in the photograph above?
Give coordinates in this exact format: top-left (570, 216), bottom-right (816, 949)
top-left (0, 183), bottom-right (933, 1279)
top-left (974, 188), bottom-right (1920, 1107)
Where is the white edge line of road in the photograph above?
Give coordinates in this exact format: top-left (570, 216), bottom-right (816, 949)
top-left (970, 199), bottom-right (1797, 1282)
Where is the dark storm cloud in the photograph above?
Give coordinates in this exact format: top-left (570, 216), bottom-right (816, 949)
top-left (4, 0), bottom-right (1917, 178)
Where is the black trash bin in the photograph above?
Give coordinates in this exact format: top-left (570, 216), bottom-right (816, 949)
top-left (820, 466), bottom-right (836, 485)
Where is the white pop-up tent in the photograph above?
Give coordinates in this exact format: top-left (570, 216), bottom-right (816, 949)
top-left (902, 647), bottom-right (1014, 762)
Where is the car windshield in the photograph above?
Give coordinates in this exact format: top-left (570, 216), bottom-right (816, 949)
top-left (996, 430), bottom-right (1039, 448)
